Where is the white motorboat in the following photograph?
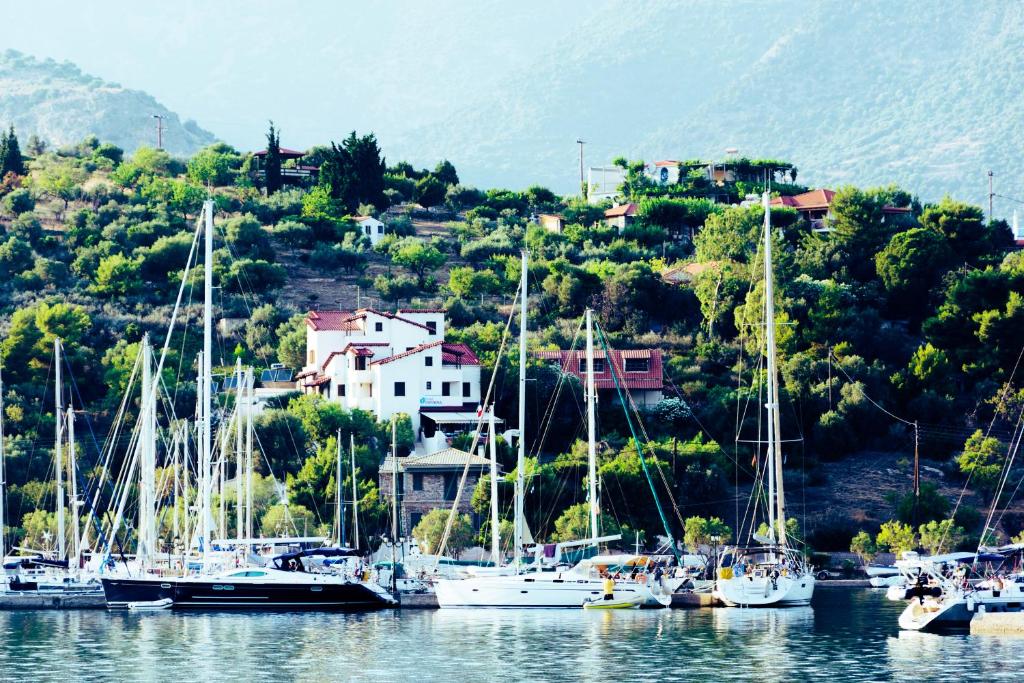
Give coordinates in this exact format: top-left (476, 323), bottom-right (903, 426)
top-left (865, 565), bottom-right (900, 578)
top-left (894, 550), bottom-right (1024, 630)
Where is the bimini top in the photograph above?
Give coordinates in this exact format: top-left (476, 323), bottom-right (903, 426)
top-left (3, 556), bottom-right (69, 570)
top-left (272, 547), bottom-right (360, 564)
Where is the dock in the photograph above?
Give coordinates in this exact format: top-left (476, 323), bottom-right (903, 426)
top-left (0, 592), bottom-right (106, 609)
top-left (671, 592), bottom-right (720, 608)
top-left (970, 612), bottom-right (1024, 635)
top-left (399, 593), bottom-right (439, 608)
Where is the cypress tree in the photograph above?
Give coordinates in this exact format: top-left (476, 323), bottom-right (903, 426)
top-left (264, 121), bottom-right (282, 195)
top-left (1, 125), bottom-right (25, 176)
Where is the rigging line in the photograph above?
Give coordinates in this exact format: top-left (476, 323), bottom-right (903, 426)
top-left (530, 317), bottom-right (585, 462)
top-left (435, 275), bottom-right (522, 562)
top-left (978, 405), bottom-right (1024, 547)
top-left (596, 322), bottom-right (680, 561)
top-left (16, 354), bottom-right (55, 523)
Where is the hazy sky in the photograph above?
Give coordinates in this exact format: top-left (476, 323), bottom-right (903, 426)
top-left (4, 1), bottom-right (595, 152)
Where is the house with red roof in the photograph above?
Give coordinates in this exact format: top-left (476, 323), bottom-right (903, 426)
top-left (604, 203), bottom-right (638, 231)
top-left (771, 188), bottom-right (913, 232)
top-left (300, 307), bottom-right (483, 439)
top-left (535, 348), bottom-right (664, 406)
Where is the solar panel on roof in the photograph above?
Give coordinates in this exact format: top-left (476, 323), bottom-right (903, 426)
top-left (261, 368), bottom-right (293, 383)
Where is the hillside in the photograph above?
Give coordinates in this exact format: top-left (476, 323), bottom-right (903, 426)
top-left (0, 49), bottom-right (217, 157)
top-left (395, 0), bottom-right (1024, 208)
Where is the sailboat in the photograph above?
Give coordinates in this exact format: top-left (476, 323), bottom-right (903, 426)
top-left (435, 257), bottom-right (670, 607)
top-left (100, 200), bottom-right (395, 610)
top-left (713, 191), bottom-right (815, 608)
top-left (2, 343), bottom-right (103, 596)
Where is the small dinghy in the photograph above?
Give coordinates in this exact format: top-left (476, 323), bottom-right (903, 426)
top-left (127, 598), bottom-right (173, 611)
top-left (582, 595), bottom-right (642, 610)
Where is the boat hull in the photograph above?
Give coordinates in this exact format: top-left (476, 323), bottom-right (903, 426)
top-left (899, 591), bottom-right (1024, 631)
top-left (715, 573), bottom-right (815, 607)
top-left (101, 576), bottom-right (395, 610)
top-left (435, 574), bottom-right (666, 608)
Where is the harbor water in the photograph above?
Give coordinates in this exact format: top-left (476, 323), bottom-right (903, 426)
top-left (1, 589), bottom-right (1023, 682)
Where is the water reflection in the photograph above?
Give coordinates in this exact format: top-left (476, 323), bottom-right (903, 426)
top-left (1, 592), bottom-right (1024, 681)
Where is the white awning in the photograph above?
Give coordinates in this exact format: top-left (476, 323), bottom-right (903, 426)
top-left (421, 411), bottom-right (504, 424)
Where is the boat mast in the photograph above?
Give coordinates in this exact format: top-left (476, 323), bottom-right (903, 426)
top-left (514, 249), bottom-right (528, 571)
top-left (761, 191), bottom-right (787, 547)
top-left (181, 420), bottom-right (191, 559)
top-left (139, 333), bottom-right (156, 567)
top-left (245, 368), bottom-right (254, 540)
top-left (234, 359), bottom-right (243, 543)
top-left (342, 428), bottom-right (350, 544)
top-left (67, 401), bottom-right (79, 570)
top-left (390, 416), bottom-right (398, 594)
top-left (201, 199), bottom-right (214, 566)
top-left (585, 308), bottom-right (599, 546)
top-left (350, 433), bottom-right (359, 551)
top-left (488, 409), bottom-right (500, 567)
top-left (54, 338), bottom-right (65, 560)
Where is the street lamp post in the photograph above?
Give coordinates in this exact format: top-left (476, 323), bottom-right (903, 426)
top-left (710, 534), bottom-right (721, 578)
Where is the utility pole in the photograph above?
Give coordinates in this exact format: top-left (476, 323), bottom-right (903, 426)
top-left (576, 139), bottom-right (586, 199)
top-left (152, 115), bottom-right (164, 150)
top-left (988, 170), bottom-right (994, 221)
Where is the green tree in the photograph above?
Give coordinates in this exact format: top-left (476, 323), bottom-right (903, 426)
top-left (849, 530), bottom-right (877, 563)
top-left (918, 518), bottom-right (965, 555)
top-left (875, 520), bottom-right (917, 555)
top-left (415, 175), bottom-right (446, 208)
top-left (224, 213), bottom-right (274, 261)
top-left (374, 274), bottom-right (421, 303)
top-left (35, 162), bottom-right (86, 215)
top-left (0, 125), bottom-right (26, 176)
top-left (2, 187), bottom-right (34, 215)
top-left (448, 266), bottom-right (501, 299)
top-left (412, 508), bottom-right (475, 557)
top-left (390, 238), bottom-right (445, 286)
top-left (289, 436), bottom-right (339, 521)
top-left (433, 159), bottom-right (459, 186)
top-left (683, 516), bottom-right (733, 551)
top-left (92, 253), bottom-right (142, 295)
top-left (957, 430), bottom-right (1006, 500)
top-left (875, 227), bottom-right (952, 315)
top-left (319, 131), bottom-right (388, 212)
top-left (187, 144), bottom-right (239, 186)
top-left (264, 121), bottom-right (282, 195)
top-left (551, 503), bottom-right (622, 542)
top-left (276, 314), bottom-right (307, 368)
top-left (261, 503), bottom-right (321, 537)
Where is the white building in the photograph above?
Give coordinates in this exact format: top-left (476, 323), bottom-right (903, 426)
top-left (586, 165), bottom-right (626, 205)
top-left (298, 308), bottom-right (483, 439)
top-left (354, 216), bottom-right (387, 246)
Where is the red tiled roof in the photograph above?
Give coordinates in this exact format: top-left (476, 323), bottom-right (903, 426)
top-left (535, 349), bottom-right (663, 390)
top-left (882, 205), bottom-right (913, 214)
top-left (769, 189), bottom-right (835, 211)
top-left (353, 215), bottom-right (380, 222)
top-left (372, 340), bottom-right (444, 366)
top-left (398, 308), bottom-right (447, 314)
top-left (293, 369), bottom-right (316, 380)
top-left (604, 203), bottom-right (638, 218)
top-left (253, 147), bottom-right (305, 158)
top-left (653, 160), bottom-right (680, 167)
top-left (320, 343), bottom-right (391, 370)
top-left (303, 375), bottom-right (330, 387)
top-left (442, 342), bottom-right (480, 366)
top-left (355, 307), bottom-right (432, 331)
top-left (306, 310), bottom-right (359, 331)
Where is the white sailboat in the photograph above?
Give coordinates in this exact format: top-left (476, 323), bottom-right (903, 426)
top-left (714, 191), bottom-right (815, 608)
top-left (435, 265), bottom-right (670, 607)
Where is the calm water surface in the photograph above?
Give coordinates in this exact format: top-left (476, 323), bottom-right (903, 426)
top-left (1, 589), bottom-right (1022, 682)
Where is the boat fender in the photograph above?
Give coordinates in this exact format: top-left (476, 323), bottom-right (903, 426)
top-left (717, 567), bottom-right (734, 580)
top-left (966, 596), bottom-right (975, 612)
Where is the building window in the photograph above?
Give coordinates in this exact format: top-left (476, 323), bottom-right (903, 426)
top-left (462, 382), bottom-right (471, 398)
top-left (578, 358), bottom-right (605, 373)
top-left (426, 321), bottom-right (437, 335)
top-left (364, 226), bottom-right (371, 235)
top-left (443, 473), bottom-right (459, 500)
top-left (394, 381), bottom-right (406, 397)
top-left (425, 356), bottom-right (433, 367)
top-left (426, 381), bottom-right (432, 390)
top-left (337, 384), bottom-right (346, 397)
top-left (308, 350), bottom-right (316, 365)
top-left (355, 356), bottom-right (367, 371)
top-left (377, 225), bottom-right (384, 234)
top-left (624, 358), bottom-right (649, 373)
top-left (410, 511), bottom-right (423, 530)
top-left (375, 322), bottom-right (383, 332)
top-left (413, 473), bottom-right (423, 491)
top-left (442, 383), bottom-right (451, 397)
